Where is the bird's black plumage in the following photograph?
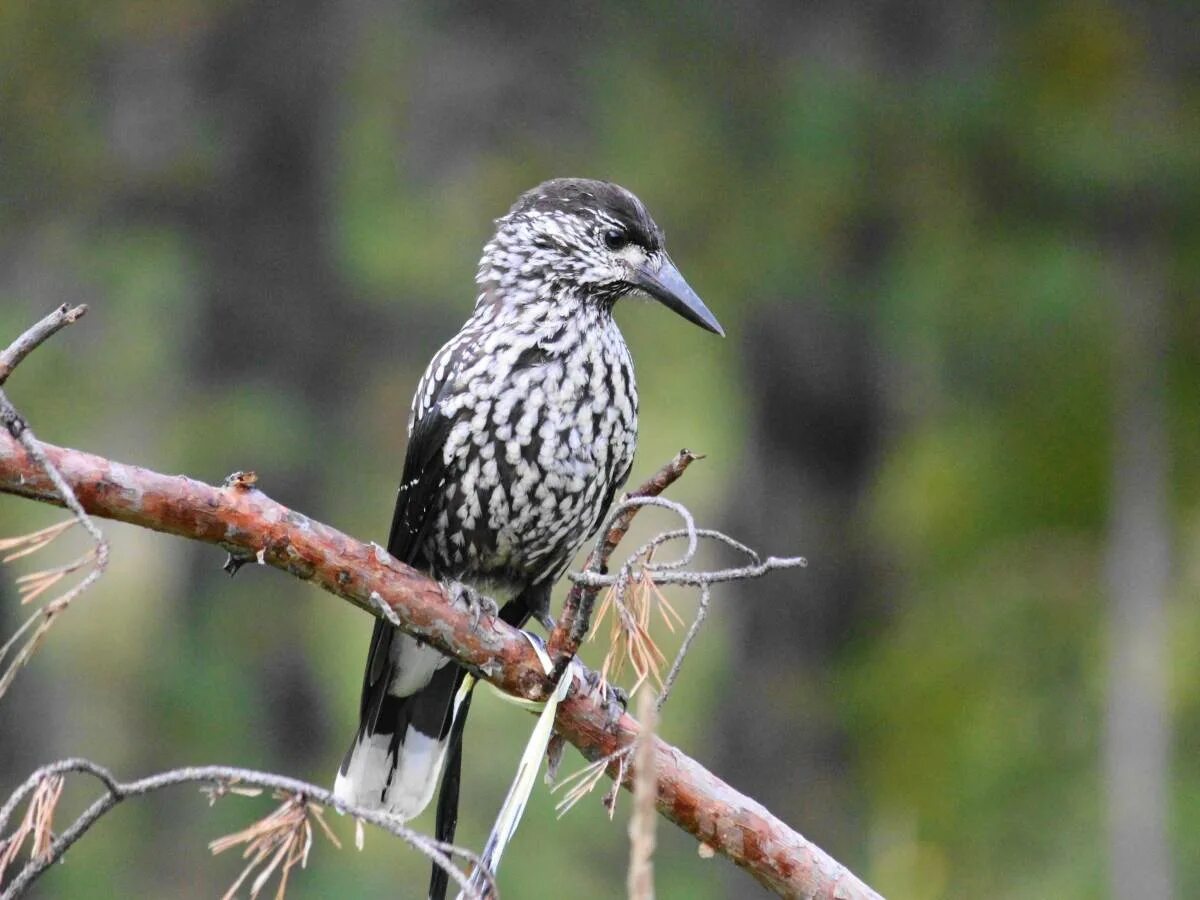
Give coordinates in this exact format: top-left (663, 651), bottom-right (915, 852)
top-left (333, 178), bottom-right (721, 898)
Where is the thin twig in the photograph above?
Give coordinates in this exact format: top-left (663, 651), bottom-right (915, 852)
top-left (657, 585), bottom-right (711, 711)
top-left (0, 304), bottom-right (88, 387)
top-left (627, 689), bottom-right (658, 900)
top-left (0, 759), bottom-right (491, 900)
top-left (549, 450), bottom-right (700, 679)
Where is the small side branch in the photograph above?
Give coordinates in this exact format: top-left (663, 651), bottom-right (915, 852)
top-left (0, 304), bottom-right (88, 388)
top-left (626, 689), bottom-right (659, 900)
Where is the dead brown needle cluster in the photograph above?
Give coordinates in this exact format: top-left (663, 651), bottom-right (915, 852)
top-left (3, 525), bottom-right (96, 607)
top-left (0, 774), bottom-right (63, 884)
top-left (553, 748), bottom-right (627, 820)
top-left (210, 792), bottom-right (341, 900)
top-left (592, 551), bottom-right (685, 697)
top-left (555, 687), bottom-right (666, 825)
top-left (0, 519), bottom-right (100, 701)
top-left (0, 520), bottom-right (75, 566)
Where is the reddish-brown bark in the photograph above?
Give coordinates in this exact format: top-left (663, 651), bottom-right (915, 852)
top-left (0, 434), bottom-right (881, 900)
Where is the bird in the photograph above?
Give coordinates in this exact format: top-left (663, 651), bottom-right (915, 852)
top-left (332, 178), bottom-right (722, 897)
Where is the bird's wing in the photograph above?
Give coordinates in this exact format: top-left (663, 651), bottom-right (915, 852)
top-left (589, 453), bottom-right (635, 540)
top-left (386, 330), bottom-right (472, 567)
top-left (383, 405), bottom-right (454, 569)
top-left (358, 339), bottom-right (468, 722)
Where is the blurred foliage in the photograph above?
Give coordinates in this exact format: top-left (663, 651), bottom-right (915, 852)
top-left (1, 2), bottom-right (1198, 899)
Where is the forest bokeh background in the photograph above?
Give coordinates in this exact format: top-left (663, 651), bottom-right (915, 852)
top-left (1, 3), bottom-right (1197, 898)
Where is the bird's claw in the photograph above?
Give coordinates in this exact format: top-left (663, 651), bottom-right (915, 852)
top-left (582, 668), bottom-right (627, 728)
top-left (447, 582), bottom-right (498, 630)
top-left (604, 684), bottom-right (628, 727)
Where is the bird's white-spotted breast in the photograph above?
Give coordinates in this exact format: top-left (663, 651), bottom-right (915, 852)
top-left (423, 298), bottom-right (637, 589)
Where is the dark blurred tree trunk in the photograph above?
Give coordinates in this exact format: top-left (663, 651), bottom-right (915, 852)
top-left (1104, 229), bottom-right (1173, 900)
top-left (103, 0), bottom-right (354, 774)
top-left (711, 4), bottom-right (978, 891)
top-left (192, 0), bottom-right (354, 404)
top-left (180, 0), bottom-right (355, 765)
top-left (97, 5), bottom-right (354, 889)
top-left (715, 282), bottom-right (886, 887)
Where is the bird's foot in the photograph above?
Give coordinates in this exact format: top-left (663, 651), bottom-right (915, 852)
top-left (445, 581), bottom-right (498, 630)
top-left (582, 668), bottom-right (628, 729)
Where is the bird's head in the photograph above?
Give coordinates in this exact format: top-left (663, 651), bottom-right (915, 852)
top-left (477, 178), bottom-right (723, 336)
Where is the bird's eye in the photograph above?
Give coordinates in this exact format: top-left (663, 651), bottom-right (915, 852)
top-left (603, 229), bottom-right (629, 251)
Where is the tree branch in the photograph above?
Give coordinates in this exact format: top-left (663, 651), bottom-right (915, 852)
top-left (0, 435), bottom-right (881, 900)
top-left (0, 758), bottom-right (490, 900)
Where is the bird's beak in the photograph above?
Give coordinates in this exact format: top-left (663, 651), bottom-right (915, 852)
top-left (630, 254), bottom-right (724, 337)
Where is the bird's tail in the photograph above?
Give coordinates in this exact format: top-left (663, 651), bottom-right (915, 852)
top-left (428, 678), bottom-right (476, 900)
top-left (334, 624), bottom-right (466, 820)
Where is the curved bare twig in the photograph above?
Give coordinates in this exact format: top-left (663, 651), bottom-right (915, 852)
top-left (0, 305), bottom-right (108, 702)
top-left (0, 759), bottom-right (491, 900)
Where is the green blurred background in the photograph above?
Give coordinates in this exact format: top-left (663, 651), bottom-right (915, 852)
top-left (1, 3), bottom-right (1197, 898)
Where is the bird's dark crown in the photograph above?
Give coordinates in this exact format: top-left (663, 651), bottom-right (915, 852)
top-left (507, 178), bottom-right (664, 251)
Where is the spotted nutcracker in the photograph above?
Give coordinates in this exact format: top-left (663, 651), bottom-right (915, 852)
top-left (334, 178), bottom-right (722, 896)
